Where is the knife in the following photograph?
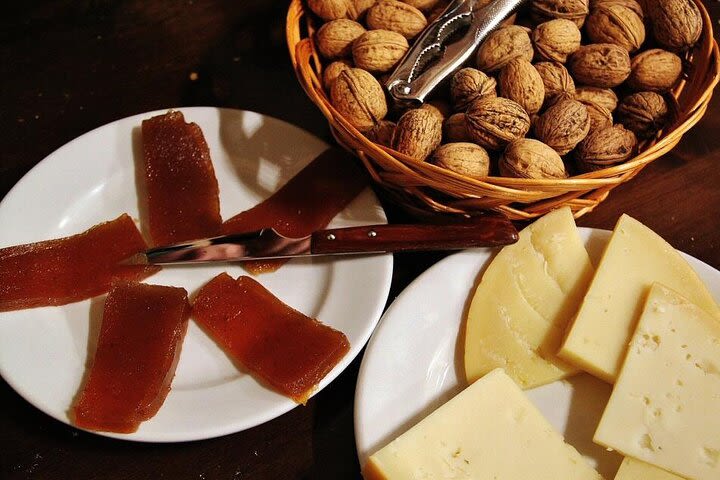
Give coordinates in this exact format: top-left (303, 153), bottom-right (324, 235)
top-left (128, 216), bottom-right (518, 265)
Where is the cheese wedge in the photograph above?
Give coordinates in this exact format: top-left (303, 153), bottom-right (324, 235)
top-left (560, 214), bottom-right (720, 382)
top-left (364, 369), bottom-right (604, 480)
top-left (464, 207), bottom-right (593, 388)
top-left (614, 458), bottom-right (686, 480)
top-left (595, 284), bottom-right (720, 480)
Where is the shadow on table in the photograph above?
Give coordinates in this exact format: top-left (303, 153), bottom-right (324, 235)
top-left (307, 353), bottom-right (364, 480)
top-left (180, 1), bottom-right (328, 140)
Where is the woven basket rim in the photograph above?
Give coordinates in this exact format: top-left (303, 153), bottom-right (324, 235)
top-left (286, 0), bottom-right (720, 219)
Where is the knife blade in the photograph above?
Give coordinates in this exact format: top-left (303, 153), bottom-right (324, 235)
top-left (128, 215), bottom-right (518, 265)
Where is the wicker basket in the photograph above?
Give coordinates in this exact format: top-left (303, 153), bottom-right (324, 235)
top-left (286, 0), bottom-right (719, 220)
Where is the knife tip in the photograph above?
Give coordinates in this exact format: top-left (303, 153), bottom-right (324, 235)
top-left (120, 252), bottom-right (149, 266)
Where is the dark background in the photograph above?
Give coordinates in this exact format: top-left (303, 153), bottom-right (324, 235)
top-left (1, 1), bottom-right (719, 478)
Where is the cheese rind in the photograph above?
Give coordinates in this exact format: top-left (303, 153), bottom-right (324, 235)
top-left (595, 284), bottom-right (720, 480)
top-left (464, 207), bottom-right (593, 388)
top-left (559, 214), bottom-right (720, 382)
top-left (364, 369), bottom-right (604, 480)
top-left (614, 458), bottom-right (686, 480)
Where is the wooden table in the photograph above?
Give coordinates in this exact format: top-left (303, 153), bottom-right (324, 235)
top-left (1, 2), bottom-right (718, 478)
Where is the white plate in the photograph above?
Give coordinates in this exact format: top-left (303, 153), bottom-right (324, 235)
top-left (354, 228), bottom-right (720, 479)
top-left (0, 107), bottom-right (393, 442)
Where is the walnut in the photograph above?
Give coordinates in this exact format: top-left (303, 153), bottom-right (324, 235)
top-left (420, 100), bottom-right (451, 121)
top-left (575, 124), bottom-right (637, 171)
top-left (568, 44), bottom-right (631, 88)
top-left (532, 19), bottom-right (581, 63)
top-left (617, 91), bottom-right (669, 138)
top-left (330, 68), bottom-right (388, 132)
top-left (366, 119), bottom-right (396, 147)
top-left (443, 113), bottom-right (473, 143)
top-left (391, 108), bottom-right (443, 160)
top-left (476, 25), bottom-right (534, 73)
top-left (500, 138), bottom-right (568, 178)
top-left (315, 19), bottom-right (366, 59)
top-left (450, 68), bottom-right (497, 112)
top-left (593, 0), bottom-right (644, 19)
top-left (357, 0), bottom-right (378, 16)
top-left (534, 98), bottom-right (590, 155)
top-left (352, 30), bottom-right (409, 73)
top-left (498, 58), bottom-right (545, 115)
top-left (535, 62), bottom-right (575, 106)
top-left (402, 0), bottom-right (442, 12)
top-left (531, 0), bottom-right (589, 28)
top-left (585, 1), bottom-right (645, 52)
top-left (308, 0), bottom-right (376, 21)
top-left (465, 97), bottom-right (531, 150)
top-left (627, 49), bottom-right (683, 92)
top-left (647, 0), bottom-right (703, 51)
top-left (427, 0), bottom-right (456, 22)
top-left (432, 143), bottom-right (491, 178)
top-left (574, 86), bottom-right (618, 112)
top-left (323, 60), bottom-right (353, 91)
top-left (582, 101), bottom-right (614, 132)
top-left (366, 0), bottom-right (427, 39)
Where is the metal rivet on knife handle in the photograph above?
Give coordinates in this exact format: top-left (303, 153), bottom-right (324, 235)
top-left (137, 219), bottom-right (519, 265)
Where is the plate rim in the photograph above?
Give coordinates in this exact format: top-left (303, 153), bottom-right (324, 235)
top-left (353, 226), bottom-right (720, 465)
top-left (0, 106), bottom-right (394, 442)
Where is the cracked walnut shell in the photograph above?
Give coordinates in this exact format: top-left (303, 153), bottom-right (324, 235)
top-left (498, 58), bottom-right (545, 115)
top-left (534, 98), bottom-right (590, 155)
top-left (465, 96), bottom-right (531, 151)
top-left (569, 43), bottom-right (631, 88)
top-left (500, 138), bottom-right (568, 179)
top-left (330, 68), bottom-right (388, 132)
top-left (450, 68), bottom-right (497, 112)
top-left (476, 25), bottom-right (534, 73)
top-left (532, 19), bottom-right (581, 63)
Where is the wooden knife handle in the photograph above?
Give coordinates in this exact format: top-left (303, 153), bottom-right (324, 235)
top-left (311, 216), bottom-right (518, 255)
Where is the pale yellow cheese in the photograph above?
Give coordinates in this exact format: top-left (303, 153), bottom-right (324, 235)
top-left (364, 369), bottom-right (604, 480)
top-left (559, 214), bottom-right (720, 382)
top-left (614, 457), bottom-right (686, 480)
top-left (595, 284), bottom-right (720, 480)
top-left (464, 206), bottom-right (593, 388)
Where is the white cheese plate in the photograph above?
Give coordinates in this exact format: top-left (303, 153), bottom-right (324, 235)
top-left (354, 228), bottom-right (720, 478)
top-left (0, 107), bottom-right (393, 442)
